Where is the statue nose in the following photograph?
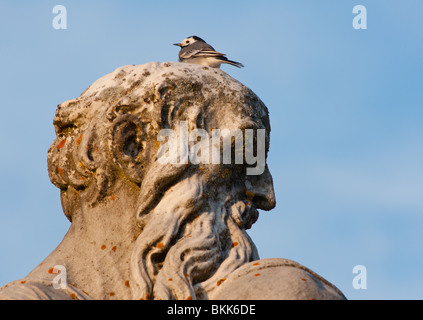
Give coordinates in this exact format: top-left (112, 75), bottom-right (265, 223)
top-left (246, 165), bottom-right (276, 211)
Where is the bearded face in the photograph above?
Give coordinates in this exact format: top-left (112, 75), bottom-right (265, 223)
top-left (47, 62), bottom-right (276, 300)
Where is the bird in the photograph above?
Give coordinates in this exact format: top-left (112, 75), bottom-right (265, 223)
top-left (173, 36), bottom-right (244, 69)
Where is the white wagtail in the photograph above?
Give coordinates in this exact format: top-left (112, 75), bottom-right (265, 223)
top-left (173, 36), bottom-right (244, 68)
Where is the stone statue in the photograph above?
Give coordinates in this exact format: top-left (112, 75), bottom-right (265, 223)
top-left (0, 62), bottom-right (346, 300)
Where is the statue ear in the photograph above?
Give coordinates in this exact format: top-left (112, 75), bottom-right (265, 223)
top-left (111, 114), bottom-right (146, 185)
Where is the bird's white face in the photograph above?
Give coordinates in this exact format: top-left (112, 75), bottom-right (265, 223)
top-left (179, 37), bottom-right (198, 47)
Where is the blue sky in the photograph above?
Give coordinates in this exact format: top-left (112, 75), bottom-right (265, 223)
top-left (1, 1), bottom-right (422, 300)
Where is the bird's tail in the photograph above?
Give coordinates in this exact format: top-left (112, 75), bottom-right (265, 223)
top-left (225, 59), bottom-right (244, 68)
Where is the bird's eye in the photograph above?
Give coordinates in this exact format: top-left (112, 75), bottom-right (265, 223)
top-left (186, 41), bottom-right (190, 44)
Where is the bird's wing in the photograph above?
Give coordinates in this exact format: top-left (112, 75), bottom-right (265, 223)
top-left (180, 49), bottom-right (227, 60)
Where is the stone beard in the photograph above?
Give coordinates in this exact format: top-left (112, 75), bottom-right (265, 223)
top-left (130, 174), bottom-right (261, 300)
top-left (0, 62), bottom-right (346, 300)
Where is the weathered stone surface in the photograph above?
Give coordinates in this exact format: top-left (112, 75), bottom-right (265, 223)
top-left (0, 62), bottom-right (345, 300)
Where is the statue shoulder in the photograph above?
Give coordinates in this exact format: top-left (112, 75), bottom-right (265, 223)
top-left (0, 279), bottom-right (92, 300)
top-left (210, 258), bottom-right (346, 300)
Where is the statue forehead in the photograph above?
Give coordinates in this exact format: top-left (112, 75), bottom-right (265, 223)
top-left (54, 62), bottom-right (268, 132)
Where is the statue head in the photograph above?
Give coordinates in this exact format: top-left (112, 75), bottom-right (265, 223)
top-left (47, 62), bottom-right (276, 300)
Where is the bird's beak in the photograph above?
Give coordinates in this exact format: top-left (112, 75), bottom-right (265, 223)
top-left (173, 43), bottom-right (182, 47)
